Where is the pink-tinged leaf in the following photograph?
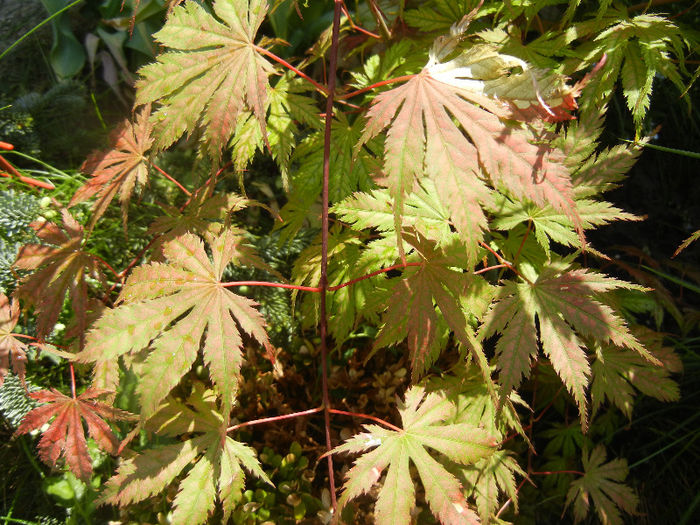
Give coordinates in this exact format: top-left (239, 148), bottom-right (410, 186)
top-left (71, 105), bottom-right (154, 230)
top-left (15, 388), bottom-right (134, 481)
top-left (334, 386), bottom-right (496, 525)
top-left (14, 210), bottom-right (103, 339)
top-left (135, 0), bottom-right (274, 159)
top-left (0, 293), bottom-right (28, 387)
top-left (482, 263), bottom-right (651, 428)
top-left (359, 42), bottom-right (582, 255)
top-left (76, 230), bottom-right (271, 418)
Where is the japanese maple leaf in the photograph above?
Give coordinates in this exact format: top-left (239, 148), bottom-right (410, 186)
top-left (101, 383), bottom-right (270, 525)
top-left (70, 105), bottom-right (153, 231)
top-left (358, 31), bottom-right (582, 260)
top-left (14, 209), bottom-right (104, 339)
top-left (373, 234), bottom-right (495, 395)
top-left (0, 293), bottom-right (28, 387)
top-left (480, 262), bottom-right (656, 428)
top-left (565, 446), bottom-right (639, 525)
top-left (76, 229), bottom-right (272, 418)
top-left (591, 327), bottom-right (681, 418)
top-left (334, 385), bottom-right (497, 525)
top-left (135, 0), bottom-right (274, 159)
top-left (15, 387), bottom-right (134, 481)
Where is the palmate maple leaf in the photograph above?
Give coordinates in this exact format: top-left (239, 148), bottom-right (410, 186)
top-left (101, 383), bottom-right (270, 525)
top-left (358, 24), bottom-right (582, 262)
top-left (565, 445), bottom-right (639, 525)
top-left (15, 387), bottom-right (134, 481)
top-left (480, 261), bottom-right (657, 428)
top-left (135, 0), bottom-right (274, 159)
top-left (0, 293), bottom-right (28, 387)
top-left (371, 234), bottom-right (496, 396)
top-left (70, 105), bottom-right (153, 231)
top-left (334, 385), bottom-right (498, 525)
top-left (14, 209), bottom-right (104, 340)
top-left (76, 229), bottom-right (272, 418)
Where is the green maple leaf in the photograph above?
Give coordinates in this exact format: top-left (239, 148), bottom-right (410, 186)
top-left (76, 229), bottom-right (272, 418)
top-left (14, 210), bottom-right (104, 340)
top-left (490, 195), bottom-right (640, 256)
top-left (136, 0), bottom-right (274, 159)
top-left (565, 446), bottom-right (639, 525)
top-left (102, 383), bottom-right (270, 525)
top-left (591, 327), bottom-right (681, 418)
top-left (231, 73), bottom-right (321, 186)
top-left (480, 262), bottom-right (656, 427)
top-left (575, 14), bottom-right (688, 133)
top-left (69, 105), bottom-right (154, 231)
top-left (334, 385), bottom-right (497, 525)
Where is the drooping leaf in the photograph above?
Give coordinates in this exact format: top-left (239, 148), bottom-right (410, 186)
top-left (76, 230), bottom-right (272, 418)
top-left (0, 293), bottom-right (28, 387)
top-left (230, 73), bottom-right (321, 186)
top-left (481, 261), bottom-right (655, 427)
top-left (14, 210), bottom-right (104, 340)
top-left (565, 445), bottom-right (639, 525)
top-left (371, 234), bottom-right (495, 393)
top-left (591, 327), bottom-right (680, 418)
top-left (358, 30), bottom-right (582, 261)
top-left (674, 229), bottom-right (700, 258)
top-left (15, 388), bottom-right (134, 481)
top-left (70, 105), bottom-right (154, 230)
top-left (135, 0), bottom-right (274, 159)
top-left (101, 384), bottom-right (270, 525)
top-left (334, 385), bottom-right (497, 525)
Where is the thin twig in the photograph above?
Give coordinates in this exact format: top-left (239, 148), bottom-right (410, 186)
top-left (328, 262), bottom-right (421, 291)
top-left (148, 161), bottom-right (191, 196)
top-left (91, 254), bottom-right (121, 281)
top-left (339, 74), bottom-right (415, 100)
top-left (221, 281), bottom-right (321, 292)
top-left (69, 363), bottom-right (76, 399)
top-left (226, 407), bottom-right (323, 433)
top-left (255, 46), bottom-right (329, 95)
top-left (329, 408), bottom-right (402, 432)
top-left (479, 241), bottom-right (533, 285)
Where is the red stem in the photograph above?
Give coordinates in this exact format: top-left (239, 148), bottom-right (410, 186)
top-left (319, 2), bottom-right (344, 511)
top-left (474, 263), bottom-right (508, 275)
top-left (530, 470), bottom-right (584, 476)
top-left (226, 407), bottom-right (323, 433)
top-left (118, 236), bottom-right (160, 279)
top-left (255, 46), bottom-right (329, 95)
top-left (479, 240), bottom-right (533, 285)
top-left (328, 262), bottom-right (421, 291)
top-left (11, 334), bottom-right (38, 340)
top-left (341, 2), bottom-right (381, 39)
top-left (513, 220), bottom-right (532, 265)
top-left (92, 254), bottom-right (121, 281)
top-left (69, 363), bottom-right (76, 399)
top-left (339, 74), bottom-right (415, 100)
top-left (149, 161), bottom-right (192, 196)
top-left (222, 281), bottom-right (321, 292)
top-left (329, 408), bottom-right (402, 432)
top-left (221, 263), bottom-right (422, 294)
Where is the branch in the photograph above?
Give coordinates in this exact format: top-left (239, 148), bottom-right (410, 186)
top-left (319, 1), bottom-right (344, 511)
top-left (328, 262), bottom-right (422, 291)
